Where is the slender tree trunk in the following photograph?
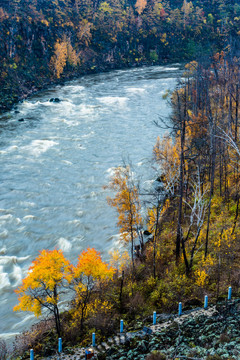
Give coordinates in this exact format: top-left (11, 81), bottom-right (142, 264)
top-left (205, 90), bottom-right (216, 258)
top-left (176, 90), bottom-right (186, 263)
top-left (235, 84), bottom-right (238, 142)
top-left (119, 270), bottom-right (124, 313)
top-left (231, 195), bottom-right (239, 235)
top-left (53, 286), bottom-right (61, 337)
top-left (153, 203), bottom-right (161, 279)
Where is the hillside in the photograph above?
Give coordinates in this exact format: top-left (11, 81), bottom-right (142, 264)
top-left (0, 0), bottom-right (240, 111)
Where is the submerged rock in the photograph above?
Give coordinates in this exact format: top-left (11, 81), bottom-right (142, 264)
top-left (49, 98), bottom-right (61, 103)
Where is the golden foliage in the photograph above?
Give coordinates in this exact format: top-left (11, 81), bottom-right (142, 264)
top-left (147, 199), bottom-right (170, 233)
top-left (153, 135), bottom-right (180, 195)
top-left (50, 37), bottom-right (79, 78)
top-left (109, 249), bottom-right (130, 272)
top-left (107, 166), bottom-right (142, 243)
top-left (14, 249), bottom-right (72, 317)
top-left (135, 0), bottom-right (147, 15)
top-left (71, 248), bottom-right (115, 326)
top-left (73, 248), bottom-right (115, 281)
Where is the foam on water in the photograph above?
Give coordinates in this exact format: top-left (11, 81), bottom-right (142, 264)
top-left (62, 160), bottom-right (73, 166)
top-left (6, 145), bottom-right (18, 153)
top-left (57, 237), bottom-right (72, 252)
top-left (162, 66), bottom-right (179, 71)
top-left (81, 131), bottom-right (94, 138)
top-left (0, 255), bottom-right (30, 266)
top-left (10, 265), bottom-right (23, 287)
top-left (125, 87), bottom-right (145, 94)
top-left (0, 230), bottom-right (8, 239)
top-left (63, 85), bottom-right (85, 93)
top-left (17, 201), bottom-right (36, 208)
top-left (0, 270), bottom-right (10, 289)
top-left (105, 166), bottom-right (117, 178)
top-left (22, 101), bottom-right (40, 108)
top-left (68, 219), bottom-right (82, 227)
top-left (11, 314), bottom-right (35, 330)
top-left (22, 139), bottom-right (58, 157)
top-left (23, 215), bottom-right (37, 221)
top-left (0, 332), bottom-right (20, 341)
top-left (97, 96), bottom-right (128, 107)
top-left (0, 247), bottom-right (7, 255)
top-left (78, 104), bottom-right (96, 116)
top-left (0, 215), bottom-right (13, 222)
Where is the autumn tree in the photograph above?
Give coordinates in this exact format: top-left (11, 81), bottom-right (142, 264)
top-left (14, 249), bottom-right (72, 337)
top-left (106, 166), bottom-right (143, 270)
top-left (71, 248), bottom-right (115, 330)
top-left (50, 37), bottom-right (79, 78)
top-left (77, 20), bottom-right (92, 47)
top-left (135, 0), bottom-right (147, 15)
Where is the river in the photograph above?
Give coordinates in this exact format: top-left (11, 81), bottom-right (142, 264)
top-left (0, 65), bottom-right (181, 341)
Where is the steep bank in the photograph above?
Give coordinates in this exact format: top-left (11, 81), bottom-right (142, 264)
top-left (1, 0), bottom-right (240, 113)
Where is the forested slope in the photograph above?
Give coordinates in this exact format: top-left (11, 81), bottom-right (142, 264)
top-left (0, 0), bottom-right (240, 111)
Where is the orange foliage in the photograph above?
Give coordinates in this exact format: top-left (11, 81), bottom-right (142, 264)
top-left (71, 248), bottom-right (115, 327)
top-left (14, 249), bottom-right (72, 317)
top-left (73, 248), bottom-right (115, 281)
top-left (135, 0), bottom-right (147, 15)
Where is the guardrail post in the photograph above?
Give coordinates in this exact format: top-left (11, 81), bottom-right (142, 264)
top-left (204, 295), bottom-right (208, 309)
top-left (92, 332), bottom-right (96, 347)
top-left (178, 302), bottom-right (182, 316)
top-left (58, 338), bottom-right (62, 353)
top-left (228, 286), bottom-right (232, 301)
top-left (30, 349), bottom-right (34, 360)
top-left (120, 319), bottom-right (124, 333)
top-left (153, 311), bottom-right (157, 325)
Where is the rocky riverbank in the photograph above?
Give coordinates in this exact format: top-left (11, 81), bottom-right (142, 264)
top-left (48, 300), bottom-right (240, 360)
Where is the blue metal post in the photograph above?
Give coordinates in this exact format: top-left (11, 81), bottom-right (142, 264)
top-left (92, 332), bottom-right (96, 347)
top-left (58, 338), bottom-right (62, 353)
top-left (228, 286), bottom-right (232, 301)
top-left (204, 295), bottom-right (208, 309)
top-left (153, 311), bottom-right (157, 325)
top-left (178, 302), bottom-right (182, 316)
top-left (30, 349), bottom-right (34, 360)
top-left (120, 319), bottom-right (124, 333)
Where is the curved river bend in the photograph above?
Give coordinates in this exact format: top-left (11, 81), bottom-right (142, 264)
top-left (0, 65), bottom-right (181, 340)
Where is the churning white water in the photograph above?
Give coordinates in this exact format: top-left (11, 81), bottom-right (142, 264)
top-left (0, 65), bottom-right (181, 340)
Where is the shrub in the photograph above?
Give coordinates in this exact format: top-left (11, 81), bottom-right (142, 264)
top-left (0, 339), bottom-right (8, 360)
top-left (219, 333), bottom-right (230, 344)
top-left (13, 319), bottom-right (56, 358)
top-left (206, 355), bottom-right (224, 360)
top-left (146, 350), bottom-right (167, 360)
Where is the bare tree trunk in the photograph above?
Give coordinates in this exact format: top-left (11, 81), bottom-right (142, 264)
top-left (205, 89), bottom-right (216, 258)
top-left (176, 89), bottom-right (186, 263)
top-left (153, 203), bottom-right (161, 279)
top-left (53, 286), bottom-right (61, 337)
top-left (119, 270), bottom-right (124, 313)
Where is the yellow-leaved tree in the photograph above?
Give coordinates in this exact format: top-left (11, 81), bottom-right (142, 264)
top-left (71, 248), bottom-right (115, 330)
top-left (106, 166), bottom-right (143, 271)
top-left (135, 0), bottom-right (147, 15)
top-left (14, 249), bottom-right (72, 337)
top-left (50, 37), bottom-right (79, 78)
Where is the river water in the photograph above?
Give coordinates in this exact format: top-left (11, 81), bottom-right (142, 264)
top-left (0, 65), bottom-right (181, 340)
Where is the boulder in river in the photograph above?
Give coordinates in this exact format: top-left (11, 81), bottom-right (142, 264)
top-left (49, 98), bottom-right (61, 103)
top-left (18, 118), bottom-right (24, 122)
